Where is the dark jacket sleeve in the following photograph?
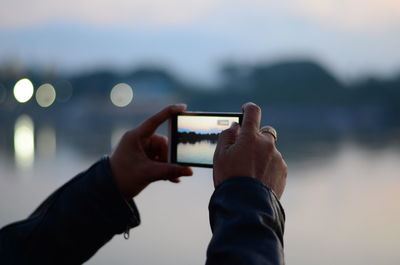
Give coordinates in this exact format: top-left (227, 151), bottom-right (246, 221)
top-left (0, 157), bottom-right (140, 265)
top-left (206, 177), bottom-right (285, 265)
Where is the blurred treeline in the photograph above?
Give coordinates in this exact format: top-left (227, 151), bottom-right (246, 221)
top-left (1, 59), bottom-right (399, 154)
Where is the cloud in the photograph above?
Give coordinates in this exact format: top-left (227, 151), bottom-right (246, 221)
top-left (1, 0), bottom-right (400, 32)
top-left (1, 0), bottom-right (399, 82)
top-left (0, 0), bottom-right (217, 29)
top-left (290, 0), bottom-right (400, 31)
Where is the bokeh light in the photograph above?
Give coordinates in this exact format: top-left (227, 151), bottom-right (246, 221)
top-left (35, 83), bottom-right (56, 107)
top-left (37, 126), bottom-right (56, 158)
top-left (13, 78), bottom-right (34, 103)
top-left (110, 83), bottom-right (133, 107)
top-left (14, 115), bottom-right (35, 170)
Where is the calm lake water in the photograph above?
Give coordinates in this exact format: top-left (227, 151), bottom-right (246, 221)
top-left (0, 123), bottom-right (399, 264)
top-left (177, 140), bottom-right (216, 165)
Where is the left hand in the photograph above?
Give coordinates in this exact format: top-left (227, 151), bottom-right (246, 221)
top-left (110, 104), bottom-right (193, 199)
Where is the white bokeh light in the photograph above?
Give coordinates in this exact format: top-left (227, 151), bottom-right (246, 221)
top-left (14, 115), bottom-right (35, 170)
top-left (36, 83), bottom-right (56, 107)
top-left (37, 126), bottom-right (56, 158)
top-left (110, 83), bottom-right (133, 107)
top-left (13, 78), bottom-right (34, 103)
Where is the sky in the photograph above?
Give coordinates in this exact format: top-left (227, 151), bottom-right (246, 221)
top-left (178, 116), bottom-right (239, 134)
top-left (1, 0), bottom-right (400, 83)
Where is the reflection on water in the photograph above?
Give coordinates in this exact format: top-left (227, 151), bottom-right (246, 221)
top-left (1, 144), bottom-right (399, 265)
top-left (37, 126), bottom-right (56, 158)
top-left (13, 116), bottom-right (57, 170)
top-left (177, 140), bottom-right (216, 165)
top-left (282, 145), bottom-right (400, 265)
top-left (14, 115), bottom-right (35, 170)
top-left (2, 115), bottom-right (400, 265)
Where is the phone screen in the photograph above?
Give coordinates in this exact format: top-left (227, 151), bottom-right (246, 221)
top-left (170, 113), bottom-right (241, 167)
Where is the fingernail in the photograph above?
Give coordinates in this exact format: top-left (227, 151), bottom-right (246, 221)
top-left (231, 122), bottom-right (239, 128)
top-left (182, 167), bottom-right (193, 176)
top-left (173, 103), bottom-right (187, 110)
top-left (242, 102), bottom-right (255, 112)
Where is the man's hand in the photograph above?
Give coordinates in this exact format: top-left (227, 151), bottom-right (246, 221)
top-left (110, 104), bottom-right (193, 199)
top-left (213, 102), bottom-right (287, 198)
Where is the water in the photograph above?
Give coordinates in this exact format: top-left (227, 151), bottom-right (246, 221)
top-left (177, 140), bottom-right (216, 165)
top-left (1, 120), bottom-right (399, 265)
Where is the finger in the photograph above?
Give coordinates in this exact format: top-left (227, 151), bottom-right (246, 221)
top-left (240, 102), bottom-right (261, 136)
top-left (169, 178), bottom-right (181, 183)
top-left (137, 104), bottom-right (187, 137)
top-left (149, 163), bottom-right (193, 182)
top-left (216, 122), bottom-right (240, 151)
top-left (148, 134), bottom-right (168, 162)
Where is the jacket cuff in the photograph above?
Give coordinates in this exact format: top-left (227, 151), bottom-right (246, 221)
top-left (210, 177), bottom-right (285, 242)
top-left (97, 157), bottom-right (141, 232)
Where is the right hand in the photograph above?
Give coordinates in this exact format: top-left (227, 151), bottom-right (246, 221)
top-left (213, 102), bottom-right (287, 199)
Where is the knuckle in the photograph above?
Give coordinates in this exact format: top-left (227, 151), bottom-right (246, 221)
top-left (264, 139), bottom-right (274, 152)
top-left (121, 131), bottom-right (134, 141)
top-left (166, 106), bottom-right (174, 115)
top-left (147, 116), bottom-right (159, 127)
top-left (219, 128), bottom-right (232, 138)
top-left (217, 131), bottom-right (226, 140)
top-left (225, 126), bottom-right (235, 133)
top-left (240, 131), bottom-right (256, 143)
top-left (173, 169), bottom-right (182, 178)
top-left (248, 133), bottom-right (258, 141)
top-left (166, 165), bottom-right (180, 177)
top-left (160, 134), bottom-right (168, 143)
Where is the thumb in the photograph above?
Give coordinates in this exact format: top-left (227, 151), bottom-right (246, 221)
top-left (149, 162), bottom-right (193, 182)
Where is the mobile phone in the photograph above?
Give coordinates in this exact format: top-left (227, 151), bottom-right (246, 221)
top-left (169, 111), bottom-right (243, 168)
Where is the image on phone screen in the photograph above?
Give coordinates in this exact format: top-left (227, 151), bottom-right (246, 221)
top-left (175, 115), bottom-right (240, 166)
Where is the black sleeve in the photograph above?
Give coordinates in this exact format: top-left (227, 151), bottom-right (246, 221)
top-left (206, 177), bottom-right (285, 265)
top-left (0, 157), bottom-right (140, 265)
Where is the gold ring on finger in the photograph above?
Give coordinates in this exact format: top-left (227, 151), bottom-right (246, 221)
top-left (260, 127), bottom-right (277, 142)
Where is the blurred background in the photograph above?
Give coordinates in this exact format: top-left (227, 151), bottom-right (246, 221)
top-left (1, 0), bottom-right (399, 264)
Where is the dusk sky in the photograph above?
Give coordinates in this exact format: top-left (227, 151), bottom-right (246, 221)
top-left (1, 0), bottom-right (400, 83)
top-left (178, 116), bottom-right (239, 134)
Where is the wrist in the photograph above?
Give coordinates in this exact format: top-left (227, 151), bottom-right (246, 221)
top-left (108, 155), bottom-right (132, 199)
